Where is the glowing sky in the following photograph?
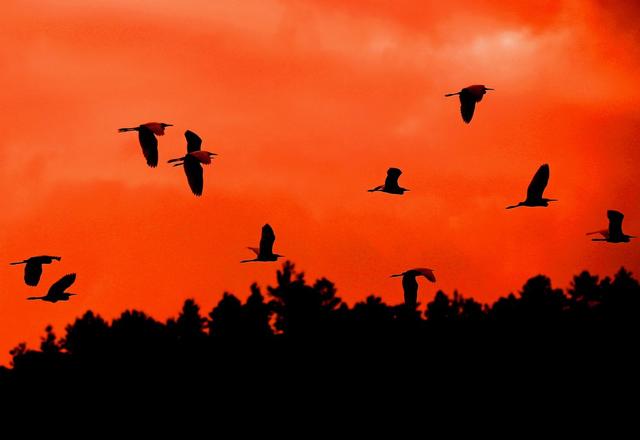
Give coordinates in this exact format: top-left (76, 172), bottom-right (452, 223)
top-left (1, 0), bottom-right (639, 363)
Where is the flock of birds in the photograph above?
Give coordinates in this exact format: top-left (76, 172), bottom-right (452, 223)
top-left (10, 85), bottom-right (635, 307)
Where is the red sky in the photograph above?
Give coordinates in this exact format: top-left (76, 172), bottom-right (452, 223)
top-left (1, 0), bottom-right (639, 364)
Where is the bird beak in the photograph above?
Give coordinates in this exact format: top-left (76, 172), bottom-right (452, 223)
top-left (390, 273), bottom-right (403, 278)
top-left (485, 87), bottom-right (494, 90)
top-left (165, 124), bottom-right (173, 127)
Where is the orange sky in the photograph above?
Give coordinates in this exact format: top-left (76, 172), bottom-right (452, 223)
top-left (1, 0), bottom-right (639, 364)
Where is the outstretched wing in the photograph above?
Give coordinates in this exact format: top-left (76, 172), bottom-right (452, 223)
top-left (467, 85), bottom-right (488, 102)
top-left (384, 168), bottom-right (402, 188)
top-left (459, 90), bottom-right (476, 123)
top-left (185, 130), bottom-right (202, 153)
top-left (24, 261), bottom-right (43, 287)
top-left (138, 126), bottom-right (159, 167)
top-left (48, 273), bottom-right (76, 296)
top-left (184, 155), bottom-right (204, 196)
top-left (143, 122), bottom-right (167, 136)
top-left (414, 268), bottom-right (436, 283)
top-left (259, 224), bottom-right (275, 256)
top-left (608, 210), bottom-right (624, 237)
top-left (527, 164), bottom-right (549, 200)
top-left (190, 150), bottom-right (213, 164)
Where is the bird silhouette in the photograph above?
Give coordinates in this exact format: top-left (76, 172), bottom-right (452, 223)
top-left (27, 273), bottom-right (77, 303)
top-left (368, 168), bottom-right (409, 195)
top-left (506, 164), bottom-right (557, 209)
top-left (241, 224), bottom-right (284, 263)
top-left (445, 85), bottom-right (494, 123)
top-left (118, 122), bottom-right (172, 167)
top-left (587, 210), bottom-right (635, 243)
top-left (391, 268), bottom-right (436, 308)
top-left (168, 130), bottom-right (217, 197)
top-left (10, 255), bottom-right (61, 286)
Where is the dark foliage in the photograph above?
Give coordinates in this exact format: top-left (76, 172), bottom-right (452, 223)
top-left (1, 262), bottom-right (638, 398)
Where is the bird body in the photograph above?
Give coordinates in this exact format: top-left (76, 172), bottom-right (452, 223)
top-left (445, 85), bottom-right (493, 123)
top-left (391, 268), bottom-right (436, 307)
top-left (369, 168), bottom-right (409, 195)
top-left (168, 130), bottom-right (217, 196)
top-left (588, 210), bottom-right (635, 243)
top-left (241, 224), bottom-right (284, 263)
top-left (10, 255), bottom-right (61, 286)
top-left (506, 164), bottom-right (557, 209)
top-left (118, 122), bottom-right (172, 167)
top-left (27, 273), bottom-right (77, 303)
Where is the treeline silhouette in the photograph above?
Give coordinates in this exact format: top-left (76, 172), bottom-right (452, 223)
top-left (1, 261), bottom-right (638, 394)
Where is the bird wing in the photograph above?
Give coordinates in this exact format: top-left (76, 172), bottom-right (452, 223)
top-left (259, 224), bottom-right (276, 256)
top-left (185, 130), bottom-right (202, 153)
top-left (526, 164), bottom-right (549, 200)
top-left (414, 268), bottom-right (436, 282)
top-left (608, 210), bottom-right (624, 237)
top-left (190, 150), bottom-right (213, 164)
top-left (24, 261), bottom-right (43, 287)
top-left (184, 155), bottom-right (204, 196)
top-left (467, 85), bottom-right (487, 101)
top-left (48, 273), bottom-right (76, 296)
top-left (138, 126), bottom-right (159, 167)
top-left (459, 92), bottom-right (476, 123)
top-left (143, 122), bottom-right (166, 136)
top-left (384, 168), bottom-right (402, 187)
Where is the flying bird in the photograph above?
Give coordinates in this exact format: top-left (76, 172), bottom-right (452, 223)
top-left (27, 273), bottom-right (77, 303)
top-left (445, 85), bottom-right (494, 123)
top-left (368, 168), bottom-right (409, 195)
top-left (168, 130), bottom-right (217, 196)
top-left (10, 255), bottom-right (61, 286)
top-left (506, 164), bottom-right (557, 209)
top-left (587, 210), bottom-right (635, 243)
top-left (391, 268), bottom-right (436, 308)
top-left (241, 224), bottom-right (284, 263)
top-left (118, 122), bottom-right (173, 167)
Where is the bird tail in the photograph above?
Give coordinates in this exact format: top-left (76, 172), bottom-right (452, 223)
top-left (118, 127), bottom-right (138, 133)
